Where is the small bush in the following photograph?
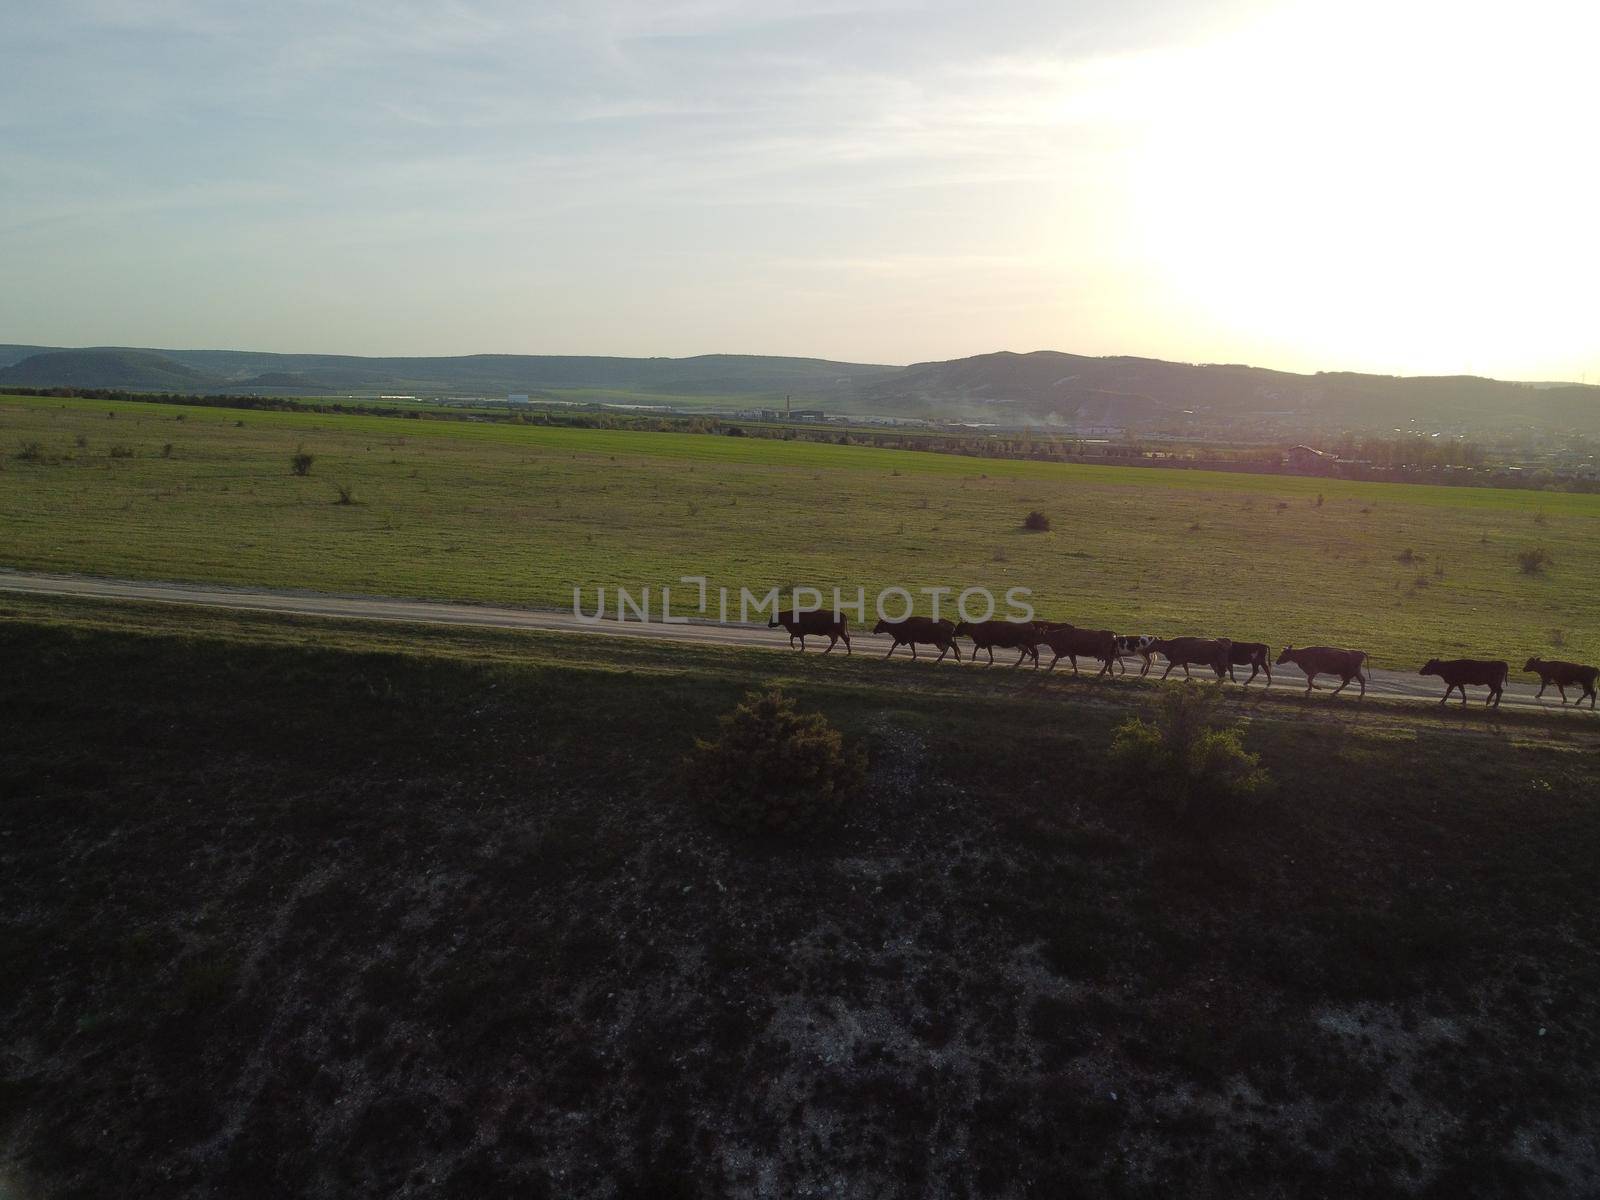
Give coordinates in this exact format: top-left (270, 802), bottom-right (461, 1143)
top-left (1551, 628), bottom-right (1568, 648)
top-left (681, 689), bottom-right (865, 836)
top-left (74, 434), bottom-right (88, 449)
top-left (1188, 520), bottom-right (1203, 532)
top-left (1107, 687), bottom-right (1270, 826)
top-left (1396, 547), bottom-right (1422, 565)
top-left (333, 482), bottom-right (356, 505)
top-left (1517, 547), bottom-right (1553, 575)
top-left (161, 442), bottom-right (175, 459)
top-left (291, 447), bottom-right (314, 476)
top-left (1023, 510), bottom-right (1051, 532)
top-left (16, 441), bottom-right (44, 462)
top-left (108, 444), bottom-right (135, 459)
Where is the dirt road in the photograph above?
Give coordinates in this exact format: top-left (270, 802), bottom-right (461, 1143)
top-left (2, 569), bottom-right (1585, 715)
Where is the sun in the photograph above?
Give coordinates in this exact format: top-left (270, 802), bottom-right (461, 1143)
top-left (1117, 0), bottom-right (1600, 379)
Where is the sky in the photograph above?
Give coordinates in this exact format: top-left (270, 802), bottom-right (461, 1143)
top-left (2, 0), bottom-right (1597, 381)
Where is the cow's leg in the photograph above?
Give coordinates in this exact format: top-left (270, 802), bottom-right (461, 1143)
top-left (1536, 680), bottom-right (1548, 699)
top-left (1331, 676), bottom-right (1349, 696)
top-left (1263, 662), bottom-right (1272, 687)
top-left (987, 647), bottom-right (996, 666)
top-left (797, 635), bottom-right (807, 652)
top-left (1182, 663), bottom-right (1192, 680)
top-left (1357, 672), bottom-right (1366, 699)
top-left (1071, 654), bottom-right (1080, 676)
top-left (1098, 656), bottom-right (1112, 678)
top-left (951, 641), bottom-right (962, 663)
top-left (911, 642), bottom-right (920, 660)
top-left (1228, 664), bottom-right (1238, 683)
top-left (1046, 651), bottom-right (1060, 673)
top-left (1557, 682), bottom-right (1568, 703)
top-left (1243, 664), bottom-right (1259, 687)
top-left (823, 633), bottom-right (837, 655)
top-left (1140, 655), bottom-right (1153, 678)
top-left (1011, 647), bottom-right (1027, 668)
top-left (842, 632), bottom-right (851, 657)
top-left (884, 641), bottom-right (897, 659)
top-left (1160, 661), bottom-right (1176, 680)
top-left (1305, 673), bottom-right (1316, 693)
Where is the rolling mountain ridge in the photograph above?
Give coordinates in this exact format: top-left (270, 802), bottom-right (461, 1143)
top-left (1, 343), bottom-right (1594, 433)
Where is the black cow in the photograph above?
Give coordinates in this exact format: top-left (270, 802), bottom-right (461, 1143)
top-left (1420, 658), bottom-right (1507, 708)
top-left (768, 610), bottom-right (851, 654)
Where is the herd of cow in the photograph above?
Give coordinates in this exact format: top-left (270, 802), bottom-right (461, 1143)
top-left (766, 610), bottom-right (1600, 709)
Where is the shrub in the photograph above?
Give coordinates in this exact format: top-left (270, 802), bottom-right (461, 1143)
top-left (74, 434), bottom-right (88, 449)
top-left (681, 689), bottom-right (865, 836)
top-left (16, 441), bottom-right (44, 462)
top-left (1517, 547), bottom-right (1553, 575)
top-left (333, 482), bottom-right (356, 505)
top-left (161, 442), bottom-right (174, 459)
top-left (291, 447), bottom-right (314, 476)
top-left (108, 444), bottom-right (134, 459)
top-left (1396, 547), bottom-right (1422, 565)
top-left (1023, 510), bottom-right (1051, 532)
top-left (1107, 687), bottom-right (1270, 826)
top-left (1551, 628), bottom-right (1568, 648)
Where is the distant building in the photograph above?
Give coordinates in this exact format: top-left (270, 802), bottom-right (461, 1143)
top-left (792, 408), bottom-right (825, 421)
top-left (507, 394), bottom-right (530, 406)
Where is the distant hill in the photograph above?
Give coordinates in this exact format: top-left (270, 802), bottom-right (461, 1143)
top-left (0, 349), bottom-right (218, 391)
top-left (861, 350), bottom-right (1600, 433)
top-left (1, 342), bottom-right (1595, 433)
top-left (0, 346), bottom-right (899, 401)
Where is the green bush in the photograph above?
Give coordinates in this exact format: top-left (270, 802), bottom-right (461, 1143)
top-left (1517, 547), bottom-right (1552, 575)
top-left (1023, 510), bottom-right (1051, 532)
top-left (682, 689), bottom-right (865, 836)
top-left (1108, 687), bottom-right (1270, 826)
top-left (291, 447), bottom-right (314, 476)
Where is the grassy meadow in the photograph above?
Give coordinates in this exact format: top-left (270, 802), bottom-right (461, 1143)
top-left (3, 392), bottom-right (1598, 667)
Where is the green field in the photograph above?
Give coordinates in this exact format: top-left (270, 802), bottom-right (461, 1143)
top-left (3, 393), bottom-right (1597, 666)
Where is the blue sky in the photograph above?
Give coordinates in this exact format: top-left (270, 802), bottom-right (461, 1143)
top-left (3, 0), bottom-right (1596, 381)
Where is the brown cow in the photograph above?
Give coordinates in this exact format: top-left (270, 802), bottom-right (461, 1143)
top-left (1421, 658), bottom-right (1507, 708)
top-left (1037, 623), bottom-right (1117, 676)
top-left (1523, 657), bottom-right (1599, 707)
top-left (1151, 637), bottom-right (1232, 681)
top-left (768, 610), bottom-right (851, 654)
top-left (954, 620), bottom-right (1041, 668)
top-left (1275, 645), bottom-right (1368, 697)
top-left (874, 616), bottom-right (961, 663)
top-left (1225, 641), bottom-right (1273, 687)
